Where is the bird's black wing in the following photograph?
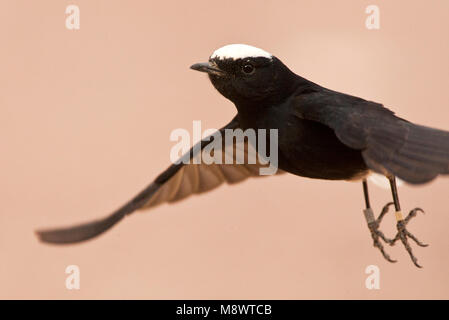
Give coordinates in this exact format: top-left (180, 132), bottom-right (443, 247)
top-left (36, 116), bottom-right (282, 244)
top-left (292, 89), bottom-right (449, 184)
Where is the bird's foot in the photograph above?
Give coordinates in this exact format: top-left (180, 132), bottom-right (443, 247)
top-left (390, 208), bottom-right (428, 268)
top-left (364, 202), bottom-right (396, 263)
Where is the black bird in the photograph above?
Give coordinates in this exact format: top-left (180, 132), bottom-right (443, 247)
top-left (37, 44), bottom-right (449, 267)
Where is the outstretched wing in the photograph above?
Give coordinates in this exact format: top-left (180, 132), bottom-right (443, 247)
top-left (36, 116), bottom-right (282, 244)
top-left (293, 89), bottom-right (449, 184)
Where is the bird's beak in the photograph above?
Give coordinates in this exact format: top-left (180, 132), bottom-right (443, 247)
top-left (190, 62), bottom-right (225, 76)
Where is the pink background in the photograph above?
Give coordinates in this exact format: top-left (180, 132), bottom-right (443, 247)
top-left (1, 0), bottom-right (448, 299)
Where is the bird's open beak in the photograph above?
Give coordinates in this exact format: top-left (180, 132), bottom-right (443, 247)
top-left (190, 62), bottom-right (225, 76)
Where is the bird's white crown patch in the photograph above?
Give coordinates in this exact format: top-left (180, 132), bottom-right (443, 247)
top-left (210, 44), bottom-right (272, 60)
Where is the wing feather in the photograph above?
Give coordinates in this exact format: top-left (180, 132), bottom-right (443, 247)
top-left (294, 89), bottom-right (449, 184)
top-left (36, 116), bottom-right (282, 244)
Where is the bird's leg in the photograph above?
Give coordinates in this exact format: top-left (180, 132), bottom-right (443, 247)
top-left (388, 176), bottom-right (428, 268)
top-left (362, 179), bottom-right (396, 263)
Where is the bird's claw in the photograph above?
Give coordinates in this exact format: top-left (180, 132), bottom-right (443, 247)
top-left (390, 208), bottom-right (428, 268)
top-left (366, 202), bottom-right (397, 263)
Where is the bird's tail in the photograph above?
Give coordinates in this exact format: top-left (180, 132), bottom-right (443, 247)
top-left (376, 122), bottom-right (449, 184)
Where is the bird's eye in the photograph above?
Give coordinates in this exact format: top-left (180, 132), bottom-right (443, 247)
top-left (242, 64), bottom-right (255, 74)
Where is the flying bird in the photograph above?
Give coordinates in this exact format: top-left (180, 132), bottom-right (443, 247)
top-left (37, 44), bottom-right (449, 267)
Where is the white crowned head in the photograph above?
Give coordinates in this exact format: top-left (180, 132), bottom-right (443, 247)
top-left (210, 44), bottom-right (272, 61)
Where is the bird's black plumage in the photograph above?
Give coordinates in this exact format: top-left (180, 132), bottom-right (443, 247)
top-left (206, 53), bottom-right (449, 183)
top-left (37, 44), bottom-right (449, 248)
